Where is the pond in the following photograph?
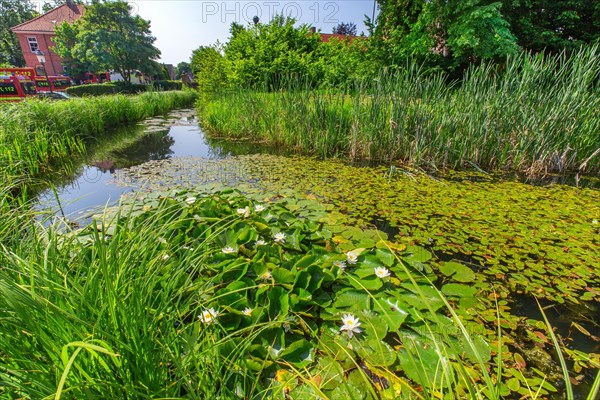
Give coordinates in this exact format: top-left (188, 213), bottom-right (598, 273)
top-left (37, 109), bottom-right (600, 398)
top-left (36, 109), bottom-right (283, 219)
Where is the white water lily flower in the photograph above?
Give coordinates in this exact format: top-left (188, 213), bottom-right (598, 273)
top-left (375, 267), bottom-right (391, 278)
top-left (273, 232), bottom-right (286, 244)
top-left (255, 239), bottom-right (266, 246)
top-left (260, 270), bottom-right (272, 281)
top-left (222, 246), bottom-right (237, 254)
top-left (254, 204), bottom-right (265, 212)
top-left (198, 307), bottom-right (219, 324)
top-left (242, 307), bottom-right (253, 316)
top-left (236, 206), bottom-right (251, 218)
top-left (185, 197), bottom-right (196, 205)
top-left (340, 314), bottom-right (361, 338)
top-left (333, 260), bottom-right (347, 270)
top-left (346, 251), bottom-right (358, 264)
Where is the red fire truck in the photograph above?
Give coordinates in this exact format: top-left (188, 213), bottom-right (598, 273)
top-left (0, 75), bottom-right (37, 102)
top-left (0, 67), bottom-right (73, 92)
top-left (74, 72), bottom-right (110, 85)
top-left (34, 76), bottom-right (73, 92)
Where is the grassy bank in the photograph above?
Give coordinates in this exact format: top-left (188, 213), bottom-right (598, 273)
top-left (3, 190), bottom-right (597, 399)
top-left (0, 90), bottom-right (197, 197)
top-left (199, 46), bottom-right (600, 175)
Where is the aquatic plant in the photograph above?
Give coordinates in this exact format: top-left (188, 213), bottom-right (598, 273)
top-left (2, 190), bottom-right (598, 398)
top-left (198, 45), bottom-right (600, 175)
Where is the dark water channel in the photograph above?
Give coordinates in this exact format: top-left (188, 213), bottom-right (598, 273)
top-left (36, 109), bottom-right (599, 398)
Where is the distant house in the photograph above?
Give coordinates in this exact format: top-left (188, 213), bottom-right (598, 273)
top-left (164, 64), bottom-right (176, 80)
top-left (10, 0), bottom-right (84, 76)
top-left (309, 27), bottom-right (360, 44)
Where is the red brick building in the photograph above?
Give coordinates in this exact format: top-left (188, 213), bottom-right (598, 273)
top-left (10, 1), bottom-right (84, 76)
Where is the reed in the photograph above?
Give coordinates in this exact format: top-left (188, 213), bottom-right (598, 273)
top-left (198, 46), bottom-right (600, 174)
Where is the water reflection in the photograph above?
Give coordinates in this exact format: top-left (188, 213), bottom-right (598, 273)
top-left (37, 110), bottom-right (284, 218)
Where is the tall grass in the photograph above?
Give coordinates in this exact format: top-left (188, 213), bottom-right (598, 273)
top-left (0, 90), bottom-right (197, 197)
top-left (0, 203), bottom-right (241, 398)
top-left (198, 45), bottom-right (600, 174)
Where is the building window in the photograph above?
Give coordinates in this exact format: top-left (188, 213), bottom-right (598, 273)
top-left (27, 37), bottom-right (39, 53)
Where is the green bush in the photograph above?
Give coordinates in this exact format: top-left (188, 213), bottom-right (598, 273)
top-left (66, 83), bottom-right (117, 96)
top-left (66, 82), bottom-right (150, 97)
top-left (108, 81), bottom-right (149, 94)
top-left (151, 80), bottom-right (182, 90)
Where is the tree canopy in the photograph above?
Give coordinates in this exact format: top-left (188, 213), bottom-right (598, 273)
top-left (193, 1), bottom-right (600, 91)
top-left (333, 22), bottom-right (358, 36)
top-left (368, 0), bottom-right (520, 70)
top-left (0, 0), bottom-right (38, 66)
top-left (369, 0), bottom-right (600, 70)
top-left (54, 0), bottom-right (160, 82)
top-left (42, 0), bottom-right (84, 13)
top-left (223, 15), bottom-right (321, 88)
top-left (496, 0), bottom-right (600, 53)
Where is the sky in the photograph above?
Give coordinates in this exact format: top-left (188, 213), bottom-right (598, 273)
top-left (122, 0), bottom-right (378, 65)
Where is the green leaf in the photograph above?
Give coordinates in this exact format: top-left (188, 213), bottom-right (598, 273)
top-left (268, 286), bottom-right (289, 319)
top-left (438, 261), bottom-right (476, 283)
top-left (375, 248), bottom-right (395, 267)
top-left (332, 290), bottom-right (371, 309)
top-left (278, 339), bottom-right (313, 368)
top-left (355, 339), bottom-right (396, 367)
top-left (441, 283), bottom-right (477, 298)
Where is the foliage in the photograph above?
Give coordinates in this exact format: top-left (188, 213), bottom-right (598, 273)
top-left (190, 45), bottom-right (227, 93)
top-left (0, 190), bottom-right (494, 398)
top-left (152, 80), bottom-right (183, 91)
top-left (494, 0), bottom-right (600, 53)
top-left (53, 0), bottom-right (160, 83)
top-left (333, 21), bottom-right (358, 36)
top-left (176, 61), bottom-right (191, 79)
top-left (369, 0), bottom-right (520, 71)
top-left (3, 186), bottom-right (598, 398)
top-left (123, 152), bottom-right (600, 307)
top-left (311, 36), bottom-right (373, 88)
top-left (42, 0), bottom-right (84, 13)
top-left (52, 16), bottom-right (93, 78)
top-left (199, 44), bottom-right (600, 174)
top-left (370, 0), bottom-right (600, 72)
top-left (0, 0), bottom-right (38, 66)
top-left (65, 82), bottom-right (150, 96)
top-left (223, 15), bottom-right (321, 88)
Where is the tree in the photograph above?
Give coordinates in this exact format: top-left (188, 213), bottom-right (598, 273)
top-left (191, 45), bottom-right (226, 92)
top-left (0, 0), bottom-right (38, 66)
top-left (223, 15), bottom-right (321, 88)
top-left (492, 0), bottom-right (600, 53)
top-left (42, 0), bottom-right (84, 13)
top-left (54, 0), bottom-right (160, 82)
top-left (175, 61), bottom-right (191, 79)
top-left (368, 0), bottom-right (519, 71)
top-left (333, 22), bottom-right (357, 36)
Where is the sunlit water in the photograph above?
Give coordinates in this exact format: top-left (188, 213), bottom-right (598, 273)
top-left (36, 111), bottom-right (273, 218)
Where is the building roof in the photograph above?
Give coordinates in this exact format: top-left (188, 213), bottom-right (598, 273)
top-left (11, 3), bottom-right (84, 34)
top-left (318, 33), bottom-right (360, 43)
